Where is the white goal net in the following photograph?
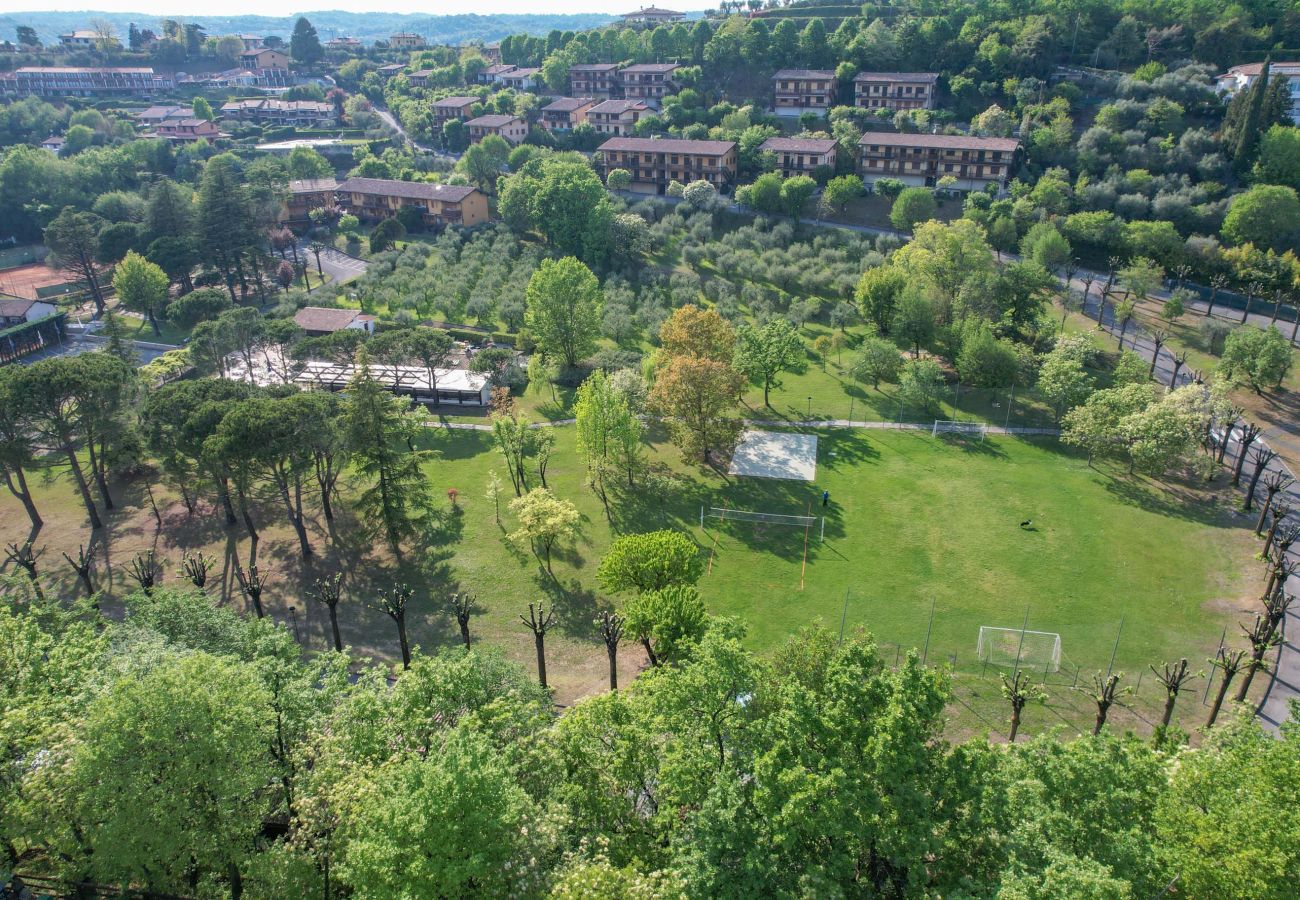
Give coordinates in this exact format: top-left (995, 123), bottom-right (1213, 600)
top-left (977, 626), bottom-right (1062, 673)
top-left (933, 420), bottom-right (987, 440)
top-left (701, 506), bottom-right (825, 541)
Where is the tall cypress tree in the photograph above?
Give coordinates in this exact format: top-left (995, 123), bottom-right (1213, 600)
top-left (290, 17), bottom-right (323, 65)
top-left (1233, 58), bottom-right (1271, 169)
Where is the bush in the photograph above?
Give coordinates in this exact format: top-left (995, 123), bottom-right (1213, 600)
top-left (890, 187), bottom-right (938, 232)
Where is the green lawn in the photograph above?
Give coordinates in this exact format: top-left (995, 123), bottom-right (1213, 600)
top-left (2, 420), bottom-right (1260, 741)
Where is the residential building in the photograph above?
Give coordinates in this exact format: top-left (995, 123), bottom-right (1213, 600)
top-left (335, 177), bottom-right (491, 228)
top-left (220, 98), bottom-right (335, 127)
top-left (856, 132), bottom-right (1019, 189)
top-left (482, 43), bottom-right (502, 64)
top-left (466, 114), bottom-right (528, 144)
top-left (40, 135), bottom-right (64, 154)
top-left (7, 67), bottom-right (173, 97)
top-left (569, 63), bottom-right (621, 99)
top-left (478, 63), bottom-right (517, 84)
top-left (377, 63), bottom-right (406, 79)
top-left (771, 69), bottom-right (836, 115)
top-left (759, 137), bottom-right (838, 178)
top-left (1217, 62), bottom-right (1300, 124)
top-left (58, 30), bottom-right (99, 49)
top-left (539, 97), bottom-right (596, 131)
top-left (499, 67), bottom-right (541, 91)
top-left (236, 34), bottom-right (265, 51)
top-left (853, 72), bottom-right (939, 111)
top-left (181, 68), bottom-right (288, 89)
top-left (407, 69), bottom-right (434, 88)
top-left (588, 98), bottom-right (650, 135)
top-left (135, 105), bottom-right (191, 127)
top-left (154, 118), bottom-right (224, 143)
top-left (597, 137), bottom-right (737, 194)
top-left (240, 48), bottom-right (289, 71)
top-left (294, 306), bottom-right (375, 336)
top-left (620, 63), bottom-right (678, 104)
top-left (389, 32), bottom-right (426, 50)
top-left (0, 297), bottom-right (57, 327)
top-left (620, 7), bottom-right (684, 27)
top-left (326, 36), bottom-right (362, 51)
top-left (433, 96), bottom-right (478, 125)
top-left (285, 178), bottom-right (339, 223)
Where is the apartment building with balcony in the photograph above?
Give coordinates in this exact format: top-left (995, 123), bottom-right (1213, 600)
top-left (539, 97), bottom-right (596, 131)
top-left (240, 48), bottom-right (289, 71)
top-left (335, 177), bottom-right (491, 228)
top-left (154, 118), bottom-right (224, 143)
top-left (6, 66), bottom-right (173, 97)
top-left (620, 63), bottom-right (678, 104)
top-left (284, 178), bottom-right (339, 224)
top-left (759, 137), bottom-right (839, 178)
top-left (499, 67), bottom-right (541, 91)
top-left (432, 96), bottom-right (479, 125)
top-left (466, 114), bottom-right (529, 144)
top-left (1217, 61), bottom-right (1300, 124)
top-left (856, 132), bottom-right (1019, 189)
top-left (389, 33), bottom-right (425, 50)
top-left (597, 137), bottom-right (737, 194)
top-left (569, 63), bottom-right (621, 99)
top-left (771, 69), bottom-right (836, 115)
top-left (478, 64), bottom-right (517, 85)
top-left (220, 98), bottom-right (335, 127)
top-left (620, 7), bottom-right (684, 27)
top-left (588, 99), bottom-right (650, 135)
top-left (853, 72), bottom-right (939, 111)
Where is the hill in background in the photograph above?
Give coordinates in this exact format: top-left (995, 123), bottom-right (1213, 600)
top-left (0, 11), bottom-right (630, 45)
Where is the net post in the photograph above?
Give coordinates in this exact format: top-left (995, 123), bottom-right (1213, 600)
top-left (700, 505), bottom-right (704, 527)
top-left (820, 517), bottom-right (825, 542)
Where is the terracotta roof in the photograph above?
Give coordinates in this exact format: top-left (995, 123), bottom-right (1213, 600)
top-left (589, 99), bottom-right (649, 114)
top-left (433, 95), bottom-right (478, 108)
top-left (1225, 61), bottom-right (1300, 76)
top-left (854, 71), bottom-right (939, 83)
top-left (599, 137), bottom-right (736, 155)
top-left (772, 69), bottom-right (835, 80)
top-left (760, 137), bottom-right (838, 154)
top-left (542, 97), bottom-right (596, 112)
top-left (502, 67), bottom-right (541, 77)
top-left (857, 132), bottom-right (1019, 152)
top-left (622, 7), bottom-right (681, 15)
top-left (484, 64), bottom-right (517, 75)
top-left (335, 177), bottom-right (479, 202)
top-left (293, 307), bottom-right (365, 333)
top-left (289, 178), bottom-right (339, 193)
top-left (570, 63), bottom-right (620, 72)
top-left (622, 63), bottom-right (679, 73)
top-left (466, 114), bottom-right (521, 128)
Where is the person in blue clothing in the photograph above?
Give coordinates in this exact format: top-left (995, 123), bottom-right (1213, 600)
top-left (822, 489), bottom-right (830, 507)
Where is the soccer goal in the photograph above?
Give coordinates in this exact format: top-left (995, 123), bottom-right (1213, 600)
top-left (933, 420), bottom-right (988, 440)
top-left (701, 506), bottom-right (825, 541)
top-left (977, 626), bottom-right (1062, 673)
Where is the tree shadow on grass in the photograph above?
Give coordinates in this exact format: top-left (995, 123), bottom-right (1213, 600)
top-left (532, 572), bottom-right (601, 642)
top-left (933, 432), bottom-right (1009, 459)
top-left (1099, 466), bottom-right (1241, 527)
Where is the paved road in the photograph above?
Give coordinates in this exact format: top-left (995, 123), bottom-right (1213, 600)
top-left (299, 242), bottom-right (369, 286)
top-left (374, 107), bottom-right (459, 163)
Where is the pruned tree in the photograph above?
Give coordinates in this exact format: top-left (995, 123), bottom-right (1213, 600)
top-left (372, 584), bottom-right (414, 668)
top-left (1206, 647), bottom-right (1247, 727)
top-left (1231, 421), bottom-right (1262, 485)
top-left (62, 544), bottom-right (96, 598)
top-left (312, 574), bottom-right (345, 652)
top-left (180, 551), bottom-right (214, 588)
top-left (521, 601), bottom-right (556, 690)
top-left (1151, 658), bottom-right (1195, 730)
top-left (1263, 586), bottom-right (1293, 632)
top-left (1263, 506), bottom-right (1294, 558)
top-left (1148, 330), bottom-right (1168, 380)
top-left (1216, 405), bottom-right (1243, 465)
top-left (234, 561), bottom-right (268, 619)
top-left (1081, 671), bottom-right (1130, 735)
top-left (1169, 349), bottom-right (1188, 388)
top-left (1206, 273), bottom-right (1228, 318)
top-left (1242, 445), bottom-right (1279, 511)
top-left (128, 549), bottom-right (161, 595)
top-left (5, 540), bottom-right (44, 600)
top-left (1000, 669), bottom-right (1047, 742)
top-left (597, 610), bottom-right (624, 691)
top-left (451, 591), bottom-right (474, 649)
top-left (1235, 614), bottom-right (1282, 702)
top-left (1264, 554), bottom-right (1295, 600)
top-left (1255, 470), bottom-right (1294, 534)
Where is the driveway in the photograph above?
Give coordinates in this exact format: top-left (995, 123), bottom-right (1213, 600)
top-left (300, 242), bottom-right (369, 286)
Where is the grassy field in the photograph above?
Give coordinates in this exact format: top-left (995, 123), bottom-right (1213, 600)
top-left (0, 417), bottom-right (1264, 741)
